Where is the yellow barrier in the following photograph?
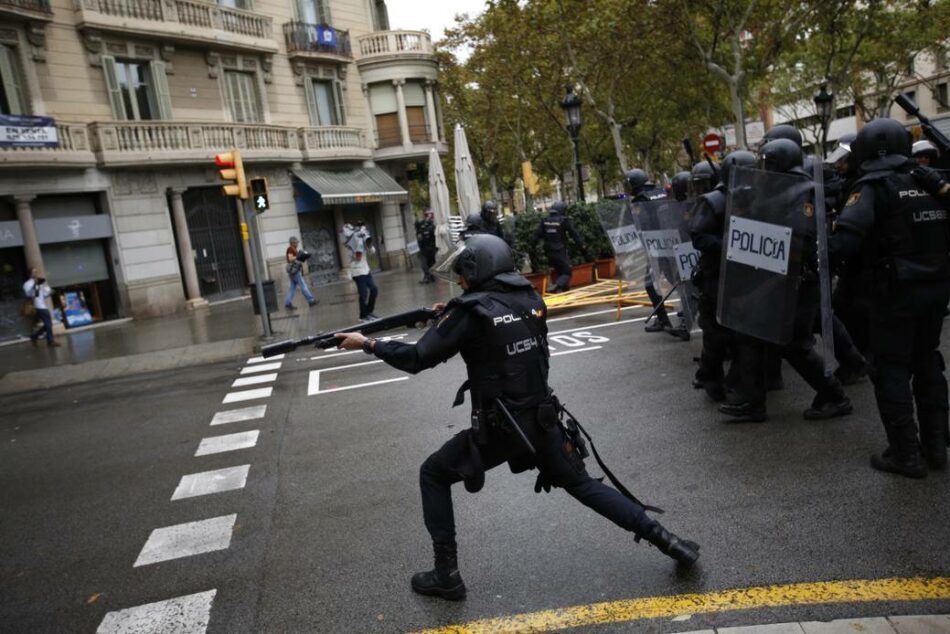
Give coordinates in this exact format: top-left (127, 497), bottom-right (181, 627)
top-left (541, 277), bottom-right (655, 320)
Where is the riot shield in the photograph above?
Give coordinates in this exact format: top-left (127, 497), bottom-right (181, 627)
top-left (717, 166), bottom-right (814, 345)
top-left (595, 200), bottom-right (649, 283)
top-left (631, 198), bottom-right (701, 329)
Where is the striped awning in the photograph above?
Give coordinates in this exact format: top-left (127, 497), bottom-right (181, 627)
top-left (293, 166), bottom-right (408, 205)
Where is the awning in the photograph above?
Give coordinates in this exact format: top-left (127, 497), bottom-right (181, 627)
top-left (293, 166), bottom-right (408, 205)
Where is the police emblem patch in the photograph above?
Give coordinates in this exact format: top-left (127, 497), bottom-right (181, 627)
top-left (846, 192), bottom-right (861, 207)
top-left (803, 202), bottom-right (814, 218)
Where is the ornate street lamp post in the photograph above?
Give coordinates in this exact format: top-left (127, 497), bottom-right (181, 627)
top-left (813, 82), bottom-right (834, 159)
top-left (560, 84), bottom-right (584, 202)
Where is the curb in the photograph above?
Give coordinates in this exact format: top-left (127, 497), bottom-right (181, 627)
top-left (0, 337), bottom-right (258, 396)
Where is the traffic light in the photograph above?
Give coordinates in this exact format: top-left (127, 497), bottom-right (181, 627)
top-left (215, 150), bottom-right (247, 199)
top-left (249, 177), bottom-right (269, 213)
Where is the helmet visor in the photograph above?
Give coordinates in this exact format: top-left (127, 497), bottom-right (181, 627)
top-left (431, 241), bottom-right (467, 284)
top-left (825, 144), bottom-right (851, 165)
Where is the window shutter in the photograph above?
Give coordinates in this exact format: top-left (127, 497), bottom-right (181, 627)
top-left (0, 45), bottom-right (26, 115)
top-left (319, 0), bottom-right (331, 23)
top-left (334, 80), bottom-right (346, 125)
top-left (101, 56), bottom-right (126, 120)
top-left (150, 60), bottom-right (173, 120)
top-left (304, 78), bottom-right (319, 126)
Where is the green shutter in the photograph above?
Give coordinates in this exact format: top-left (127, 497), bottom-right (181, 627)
top-left (101, 56), bottom-right (126, 120)
top-left (304, 78), bottom-right (319, 126)
top-left (150, 60), bottom-right (173, 120)
top-left (0, 45), bottom-right (26, 115)
top-left (334, 80), bottom-right (346, 125)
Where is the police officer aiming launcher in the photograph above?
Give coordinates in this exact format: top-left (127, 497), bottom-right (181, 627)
top-left (333, 234), bottom-right (700, 601)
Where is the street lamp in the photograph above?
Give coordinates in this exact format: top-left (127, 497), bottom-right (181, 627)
top-left (813, 81), bottom-right (834, 159)
top-left (560, 83), bottom-right (584, 202)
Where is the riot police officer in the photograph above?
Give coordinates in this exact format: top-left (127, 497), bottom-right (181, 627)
top-left (758, 123), bottom-right (804, 150)
top-left (532, 201), bottom-right (585, 293)
top-left (625, 168), bottom-right (681, 334)
top-left (830, 118), bottom-right (950, 478)
top-left (670, 171), bottom-right (691, 202)
top-left (912, 139), bottom-right (940, 168)
top-left (415, 210), bottom-right (438, 284)
top-left (333, 235), bottom-right (700, 600)
top-left (480, 200), bottom-right (507, 242)
top-left (720, 139), bottom-right (851, 422)
top-left (689, 152), bottom-right (753, 400)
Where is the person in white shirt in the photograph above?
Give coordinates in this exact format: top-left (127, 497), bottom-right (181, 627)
top-left (345, 223), bottom-right (378, 322)
top-left (23, 269), bottom-right (60, 347)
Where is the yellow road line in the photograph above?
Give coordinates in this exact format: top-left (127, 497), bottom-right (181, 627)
top-left (410, 576), bottom-right (950, 634)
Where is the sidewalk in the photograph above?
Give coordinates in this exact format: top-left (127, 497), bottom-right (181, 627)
top-left (680, 614), bottom-right (949, 634)
top-left (0, 268), bottom-right (448, 395)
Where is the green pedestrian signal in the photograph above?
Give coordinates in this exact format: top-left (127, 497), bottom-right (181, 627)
top-left (249, 177), bottom-right (269, 213)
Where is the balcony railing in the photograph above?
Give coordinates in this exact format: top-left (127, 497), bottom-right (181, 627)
top-left (0, 0), bottom-right (52, 14)
top-left (0, 123), bottom-right (96, 167)
top-left (78, 0), bottom-right (274, 46)
top-left (356, 30), bottom-right (433, 60)
top-left (300, 126), bottom-right (370, 160)
top-left (284, 22), bottom-right (352, 59)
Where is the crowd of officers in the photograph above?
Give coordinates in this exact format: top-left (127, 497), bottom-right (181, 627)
top-left (625, 118), bottom-right (950, 480)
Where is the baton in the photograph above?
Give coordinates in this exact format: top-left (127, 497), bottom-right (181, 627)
top-left (642, 280), bottom-right (683, 324)
top-left (494, 398), bottom-right (536, 455)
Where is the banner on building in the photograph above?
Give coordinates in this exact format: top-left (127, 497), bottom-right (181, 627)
top-left (0, 115), bottom-right (58, 148)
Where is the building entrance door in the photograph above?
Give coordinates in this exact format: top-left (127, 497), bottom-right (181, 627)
top-left (182, 187), bottom-right (248, 302)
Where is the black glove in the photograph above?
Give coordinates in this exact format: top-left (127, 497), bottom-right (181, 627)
top-left (913, 166), bottom-right (950, 199)
top-left (534, 472), bottom-right (552, 494)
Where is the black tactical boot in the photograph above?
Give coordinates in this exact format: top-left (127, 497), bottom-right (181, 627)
top-left (718, 401), bottom-right (767, 422)
top-left (644, 524), bottom-right (700, 567)
top-left (645, 313), bottom-right (672, 333)
top-left (411, 543), bottom-right (466, 601)
top-left (870, 448), bottom-right (927, 479)
top-left (804, 396), bottom-right (853, 420)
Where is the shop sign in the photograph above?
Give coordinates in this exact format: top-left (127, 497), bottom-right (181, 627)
top-left (35, 215), bottom-right (113, 245)
top-left (0, 221), bottom-right (24, 247)
top-left (0, 115), bottom-right (58, 148)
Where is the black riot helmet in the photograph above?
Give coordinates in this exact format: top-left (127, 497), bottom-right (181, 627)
top-left (464, 212), bottom-right (484, 234)
top-left (758, 138), bottom-right (803, 173)
top-left (550, 201), bottom-right (568, 215)
top-left (434, 234), bottom-right (520, 289)
top-left (670, 171), bottom-right (691, 201)
top-left (689, 161), bottom-right (717, 197)
top-left (719, 150), bottom-right (756, 189)
top-left (852, 117), bottom-right (912, 172)
top-left (623, 168), bottom-right (649, 194)
top-left (761, 124), bottom-right (804, 149)
top-left (480, 200), bottom-right (499, 222)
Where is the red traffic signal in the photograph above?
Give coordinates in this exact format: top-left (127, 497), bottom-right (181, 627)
top-left (215, 150), bottom-right (247, 199)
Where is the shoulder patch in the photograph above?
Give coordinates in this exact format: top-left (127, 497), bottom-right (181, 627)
top-left (845, 192), bottom-right (861, 207)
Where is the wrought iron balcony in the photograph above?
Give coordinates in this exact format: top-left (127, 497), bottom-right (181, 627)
top-left (284, 22), bottom-right (352, 61)
top-left (0, 0), bottom-right (53, 20)
top-left (0, 123), bottom-right (96, 168)
top-left (75, 0), bottom-right (276, 53)
top-left (356, 30), bottom-right (433, 63)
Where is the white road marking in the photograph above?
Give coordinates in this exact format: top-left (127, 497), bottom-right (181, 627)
top-left (210, 405), bottom-right (266, 426)
top-left (247, 354), bottom-right (283, 363)
top-left (195, 430), bottom-right (259, 456)
top-left (306, 334), bottom-right (410, 361)
top-left (551, 346), bottom-right (603, 357)
top-left (307, 359), bottom-right (408, 396)
top-left (310, 350), bottom-right (362, 361)
top-left (97, 590), bottom-right (216, 634)
top-left (134, 515), bottom-right (236, 567)
top-left (223, 387), bottom-right (272, 403)
top-left (231, 373), bottom-right (277, 388)
top-left (171, 465), bottom-right (250, 501)
top-left (240, 361), bottom-right (282, 374)
top-left (549, 315), bottom-right (647, 337)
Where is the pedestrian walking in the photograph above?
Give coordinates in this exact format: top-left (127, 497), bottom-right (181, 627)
top-left (285, 236), bottom-right (317, 310)
top-left (416, 210), bottom-right (438, 284)
top-left (333, 234), bottom-right (699, 601)
top-left (349, 240), bottom-right (378, 322)
top-left (23, 269), bottom-right (60, 347)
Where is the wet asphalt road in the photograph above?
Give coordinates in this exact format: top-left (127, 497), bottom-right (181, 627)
top-left (2, 304), bottom-right (949, 633)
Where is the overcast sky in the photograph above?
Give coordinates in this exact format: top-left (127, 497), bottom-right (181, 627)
top-left (385, 0), bottom-right (486, 42)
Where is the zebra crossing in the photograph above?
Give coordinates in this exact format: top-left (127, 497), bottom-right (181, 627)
top-left (96, 354), bottom-right (282, 633)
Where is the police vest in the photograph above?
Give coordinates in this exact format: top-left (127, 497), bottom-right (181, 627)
top-left (861, 170), bottom-right (950, 281)
top-left (415, 220), bottom-right (436, 248)
top-left (634, 188), bottom-right (667, 202)
top-left (450, 289), bottom-right (550, 411)
top-left (542, 216), bottom-right (568, 250)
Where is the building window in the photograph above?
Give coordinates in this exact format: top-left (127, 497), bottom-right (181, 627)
top-left (835, 105), bottom-right (856, 118)
top-left (902, 91), bottom-right (917, 118)
top-left (306, 78), bottom-right (344, 126)
top-left (218, 0), bottom-right (250, 9)
top-left (101, 56), bottom-right (172, 121)
top-left (298, 0), bottom-right (330, 24)
top-left (0, 44), bottom-right (27, 115)
top-left (936, 82), bottom-right (948, 112)
top-left (403, 81), bottom-right (428, 143)
top-left (224, 70), bottom-right (262, 123)
top-left (369, 82), bottom-right (400, 147)
top-left (371, 0), bottom-right (389, 31)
